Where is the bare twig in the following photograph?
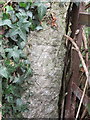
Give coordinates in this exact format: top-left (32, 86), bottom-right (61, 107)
top-left (64, 35), bottom-right (88, 77)
top-left (64, 35), bottom-right (89, 120)
top-left (75, 78), bottom-right (88, 120)
top-left (2, 0), bottom-right (12, 11)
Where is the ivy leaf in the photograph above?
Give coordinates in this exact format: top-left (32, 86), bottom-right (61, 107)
top-left (6, 18), bottom-right (31, 41)
top-left (19, 2), bottom-right (27, 8)
top-left (35, 25), bottom-right (43, 31)
top-left (27, 11), bottom-right (33, 18)
top-left (5, 5), bottom-right (13, 13)
top-left (4, 59), bottom-right (18, 74)
top-left (31, 1), bottom-right (41, 7)
top-left (25, 3), bottom-right (31, 10)
top-left (5, 24), bottom-right (19, 37)
top-left (8, 11), bottom-right (17, 23)
top-left (4, 85), bottom-right (14, 94)
top-left (37, 4), bottom-right (47, 20)
top-left (0, 19), bottom-right (13, 28)
top-left (5, 46), bottom-right (21, 62)
top-left (17, 41), bottom-right (26, 49)
top-left (24, 68), bottom-right (32, 79)
top-left (0, 1), bottom-right (5, 4)
top-left (2, 13), bottom-right (9, 20)
top-left (16, 98), bottom-right (23, 106)
top-left (6, 24), bottom-right (26, 41)
top-left (19, 21), bottom-right (31, 32)
top-left (18, 28), bottom-right (26, 41)
top-left (16, 10), bottom-right (28, 20)
top-left (13, 77), bottom-right (21, 84)
top-left (0, 66), bottom-right (8, 78)
top-left (24, 60), bottom-right (30, 65)
top-left (0, 41), bottom-right (5, 58)
top-left (10, 35), bottom-right (18, 42)
top-left (32, 2), bottom-right (47, 20)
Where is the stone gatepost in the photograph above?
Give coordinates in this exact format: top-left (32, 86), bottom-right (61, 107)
top-left (22, 2), bottom-right (68, 118)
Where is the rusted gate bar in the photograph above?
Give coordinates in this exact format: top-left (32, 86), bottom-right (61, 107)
top-left (64, 3), bottom-right (81, 118)
top-left (79, 12), bottom-right (90, 26)
top-left (59, 2), bottom-right (90, 119)
top-left (72, 81), bottom-right (90, 106)
top-left (64, 2), bottom-right (90, 119)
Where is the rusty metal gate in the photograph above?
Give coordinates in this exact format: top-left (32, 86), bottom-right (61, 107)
top-left (59, 2), bottom-right (90, 119)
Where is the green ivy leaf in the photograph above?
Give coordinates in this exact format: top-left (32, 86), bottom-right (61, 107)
top-left (5, 5), bottom-right (13, 13)
top-left (5, 46), bottom-right (21, 62)
top-left (37, 4), bottom-right (47, 20)
top-left (24, 68), bottom-right (32, 78)
top-left (0, 1), bottom-right (5, 4)
top-left (13, 77), bottom-right (21, 84)
top-left (25, 3), bottom-right (31, 10)
top-left (16, 98), bottom-right (23, 106)
top-left (18, 28), bottom-right (26, 41)
top-left (4, 85), bottom-right (14, 94)
top-left (19, 2), bottom-right (27, 8)
top-left (6, 18), bottom-right (31, 41)
top-left (0, 41), bottom-right (5, 58)
top-left (6, 25), bottom-right (26, 41)
top-left (8, 11), bottom-right (17, 23)
top-left (27, 11), bottom-right (33, 18)
top-left (1, 2), bottom-right (45, 117)
top-left (17, 41), bottom-right (26, 49)
top-left (4, 59), bottom-right (17, 74)
top-left (31, 1), bottom-right (41, 7)
top-left (2, 13), bottom-right (9, 20)
top-left (16, 11), bottom-right (28, 20)
top-left (0, 66), bottom-right (8, 78)
top-left (0, 19), bottom-right (13, 28)
top-left (32, 2), bottom-right (47, 20)
top-left (35, 25), bottom-right (43, 31)
top-left (29, 0), bottom-right (33, 3)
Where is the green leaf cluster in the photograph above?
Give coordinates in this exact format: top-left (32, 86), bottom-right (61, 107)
top-left (32, 1), bottom-right (47, 20)
top-left (0, 1), bottom-right (47, 117)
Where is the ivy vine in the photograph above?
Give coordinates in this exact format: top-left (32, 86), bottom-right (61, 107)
top-left (0, 1), bottom-right (47, 118)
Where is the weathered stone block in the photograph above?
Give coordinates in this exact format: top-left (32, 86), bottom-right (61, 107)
top-left (22, 2), bottom-right (68, 118)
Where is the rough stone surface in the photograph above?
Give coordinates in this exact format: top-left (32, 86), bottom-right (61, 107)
top-left (22, 3), bottom-right (68, 118)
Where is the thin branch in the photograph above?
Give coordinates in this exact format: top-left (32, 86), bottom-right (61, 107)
top-left (75, 77), bottom-right (88, 120)
top-left (64, 35), bottom-right (89, 120)
top-left (2, 0), bottom-right (12, 11)
top-left (64, 35), bottom-right (88, 78)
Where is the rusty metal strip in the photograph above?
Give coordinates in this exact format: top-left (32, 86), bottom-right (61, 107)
top-left (71, 81), bottom-right (90, 106)
top-left (79, 12), bottom-right (90, 26)
top-left (64, 3), bottom-right (87, 119)
top-left (60, 2), bottom-right (90, 119)
top-left (64, 3), bottom-right (80, 118)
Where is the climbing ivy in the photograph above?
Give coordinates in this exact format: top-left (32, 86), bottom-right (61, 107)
top-left (0, 1), bottom-right (47, 118)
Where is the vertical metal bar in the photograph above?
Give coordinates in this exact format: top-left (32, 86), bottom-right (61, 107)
top-left (64, 3), bottom-right (80, 118)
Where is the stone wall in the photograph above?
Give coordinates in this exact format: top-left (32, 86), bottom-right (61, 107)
top-left (22, 2), bottom-right (68, 118)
